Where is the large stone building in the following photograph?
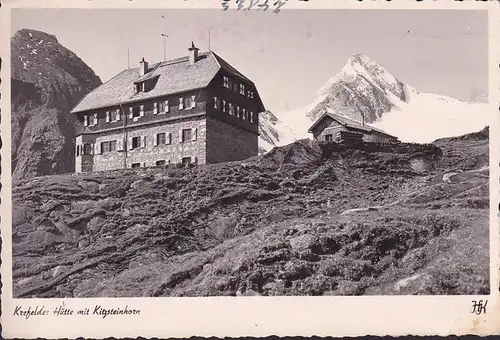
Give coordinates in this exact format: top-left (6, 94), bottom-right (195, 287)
top-left (308, 108), bottom-right (399, 143)
top-left (71, 43), bottom-right (265, 172)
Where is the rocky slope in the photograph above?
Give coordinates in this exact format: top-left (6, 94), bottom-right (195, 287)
top-left (11, 29), bottom-right (102, 180)
top-left (12, 127), bottom-right (489, 298)
top-left (268, 54), bottom-right (489, 146)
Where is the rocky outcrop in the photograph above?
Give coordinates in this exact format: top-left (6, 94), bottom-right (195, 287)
top-left (11, 29), bottom-right (102, 180)
top-left (12, 129), bottom-right (489, 298)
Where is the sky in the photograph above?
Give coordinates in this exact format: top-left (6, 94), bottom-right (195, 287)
top-left (11, 9), bottom-right (488, 114)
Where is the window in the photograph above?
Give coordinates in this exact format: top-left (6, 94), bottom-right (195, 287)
top-left (83, 115), bottom-right (89, 127)
top-left (190, 95), bottom-right (196, 108)
top-left (182, 129), bottom-right (192, 142)
top-left (131, 163), bottom-right (141, 168)
top-left (249, 111), bottom-right (254, 123)
top-left (242, 108), bottom-right (246, 120)
top-left (156, 160), bottom-right (166, 166)
top-left (325, 134), bottom-right (333, 141)
top-left (131, 136), bottom-right (141, 149)
top-left (158, 100), bottom-right (169, 113)
top-left (247, 90), bottom-right (254, 99)
top-left (179, 97), bottom-right (184, 110)
top-left (240, 84), bottom-right (245, 95)
top-left (106, 111), bottom-right (111, 123)
top-left (182, 157), bottom-right (192, 165)
top-left (222, 100), bottom-right (227, 112)
top-left (113, 109), bottom-right (121, 122)
top-left (233, 83), bottom-right (238, 92)
top-left (229, 103), bottom-right (234, 115)
top-left (223, 76), bottom-right (229, 88)
top-left (93, 113), bottom-right (98, 126)
top-left (82, 143), bottom-right (93, 155)
top-left (236, 106), bottom-right (240, 118)
top-left (129, 106), bottom-right (141, 119)
top-left (185, 96), bottom-right (192, 109)
top-left (156, 132), bottom-right (166, 146)
top-left (101, 141), bottom-right (117, 153)
top-left (76, 145), bottom-right (80, 156)
top-left (213, 96), bottom-right (219, 109)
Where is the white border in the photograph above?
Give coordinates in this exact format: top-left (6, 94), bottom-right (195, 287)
top-left (1, 0), bottom-right (499, 338)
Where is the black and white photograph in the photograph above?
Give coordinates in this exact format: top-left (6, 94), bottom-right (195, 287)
top-left (1, 0), bottom-right (498, 338)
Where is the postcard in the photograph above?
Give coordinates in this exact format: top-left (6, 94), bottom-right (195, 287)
top-left (1, 0), bottom-right (499, 338)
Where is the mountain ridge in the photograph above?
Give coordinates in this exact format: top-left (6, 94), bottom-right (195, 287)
top-left (11, 28), bottom-right (102, 180)
top-left (261, 53), bottom-right (489, 150)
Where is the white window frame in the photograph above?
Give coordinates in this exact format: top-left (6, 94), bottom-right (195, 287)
top-left (191, 95), bottom-right (196, 108)
top-left (179, 97), bottom-right (184, 110)
top-left (223, 76), bottom-right (229, 88)
top-left (83, 115), bottom-right (89, 127)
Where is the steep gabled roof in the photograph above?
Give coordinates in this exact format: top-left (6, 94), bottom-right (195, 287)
top-left (308, 108), bottom-right (397, 139)
top-left (71, 51), bottom-right (258, 114)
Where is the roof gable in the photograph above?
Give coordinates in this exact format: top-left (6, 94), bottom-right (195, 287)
top-left (71, 52), bottom-right (230, 113)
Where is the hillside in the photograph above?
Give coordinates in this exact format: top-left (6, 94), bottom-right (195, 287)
top-left (11, 29), bottom-right (102, 180)
top-left (12, 127), bottom-right (489, 298)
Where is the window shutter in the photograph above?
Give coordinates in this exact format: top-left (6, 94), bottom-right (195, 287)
top-left (129, 137), bottom-right (134, 150)
top-left (140, 105), bottom-right (144, 117)
top-left (166, 132), bottom-right (171, 144)
top-left (106, 111), bottom-right (110, 123)
top-left (179, 98), bottom-right (184, 110)
top-left (153, 102), bottom-right (158, 115)
top-left (93, 114), bottom-right (98, 125)
top-left (192, 128), bottom-right (198, 141)
top-left (191, 95), bottom-right (196, 108)
top-left (165, 100), bottom-right (169, 112)
top-left (129, 107), bottom-right (133, 119)
top-left (141, 136), bottom-right (146, 148)
top-left (116, 110), bottom-right (121, 122)
top-left (96, 142), bottom-right (102, 154)
top-left (83, 115), bottom-right (89, 127)
top-left (179, 130), bottom-right (183, 143)
top-left (117, 139), bottom-right (123, 151)
top-left (153, 134), bottom-right (158, 146)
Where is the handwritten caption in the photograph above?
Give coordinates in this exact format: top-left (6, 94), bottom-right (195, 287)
top-left (13, 302), bottom-right (140, 320)
top-left (471, 300), bottom-right (488, 315)
top-left (221, 0), bottom-right (295, 13)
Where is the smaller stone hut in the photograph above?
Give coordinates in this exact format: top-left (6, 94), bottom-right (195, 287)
top-left (308, 109), bottom-right (399, 143)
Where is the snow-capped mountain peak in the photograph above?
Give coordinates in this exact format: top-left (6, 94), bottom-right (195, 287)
top-left (258, 53), bottom-right (489, 152)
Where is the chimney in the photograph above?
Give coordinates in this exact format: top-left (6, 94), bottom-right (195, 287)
top-left (139, 57), bottom-right (148, 76)
top-left (188, 41), bottom-right (199, 65)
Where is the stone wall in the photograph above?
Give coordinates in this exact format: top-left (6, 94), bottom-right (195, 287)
top-left (206, 117), bottom-right (258, 163)
top-left (77, 116), bottom-right (207, 172)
